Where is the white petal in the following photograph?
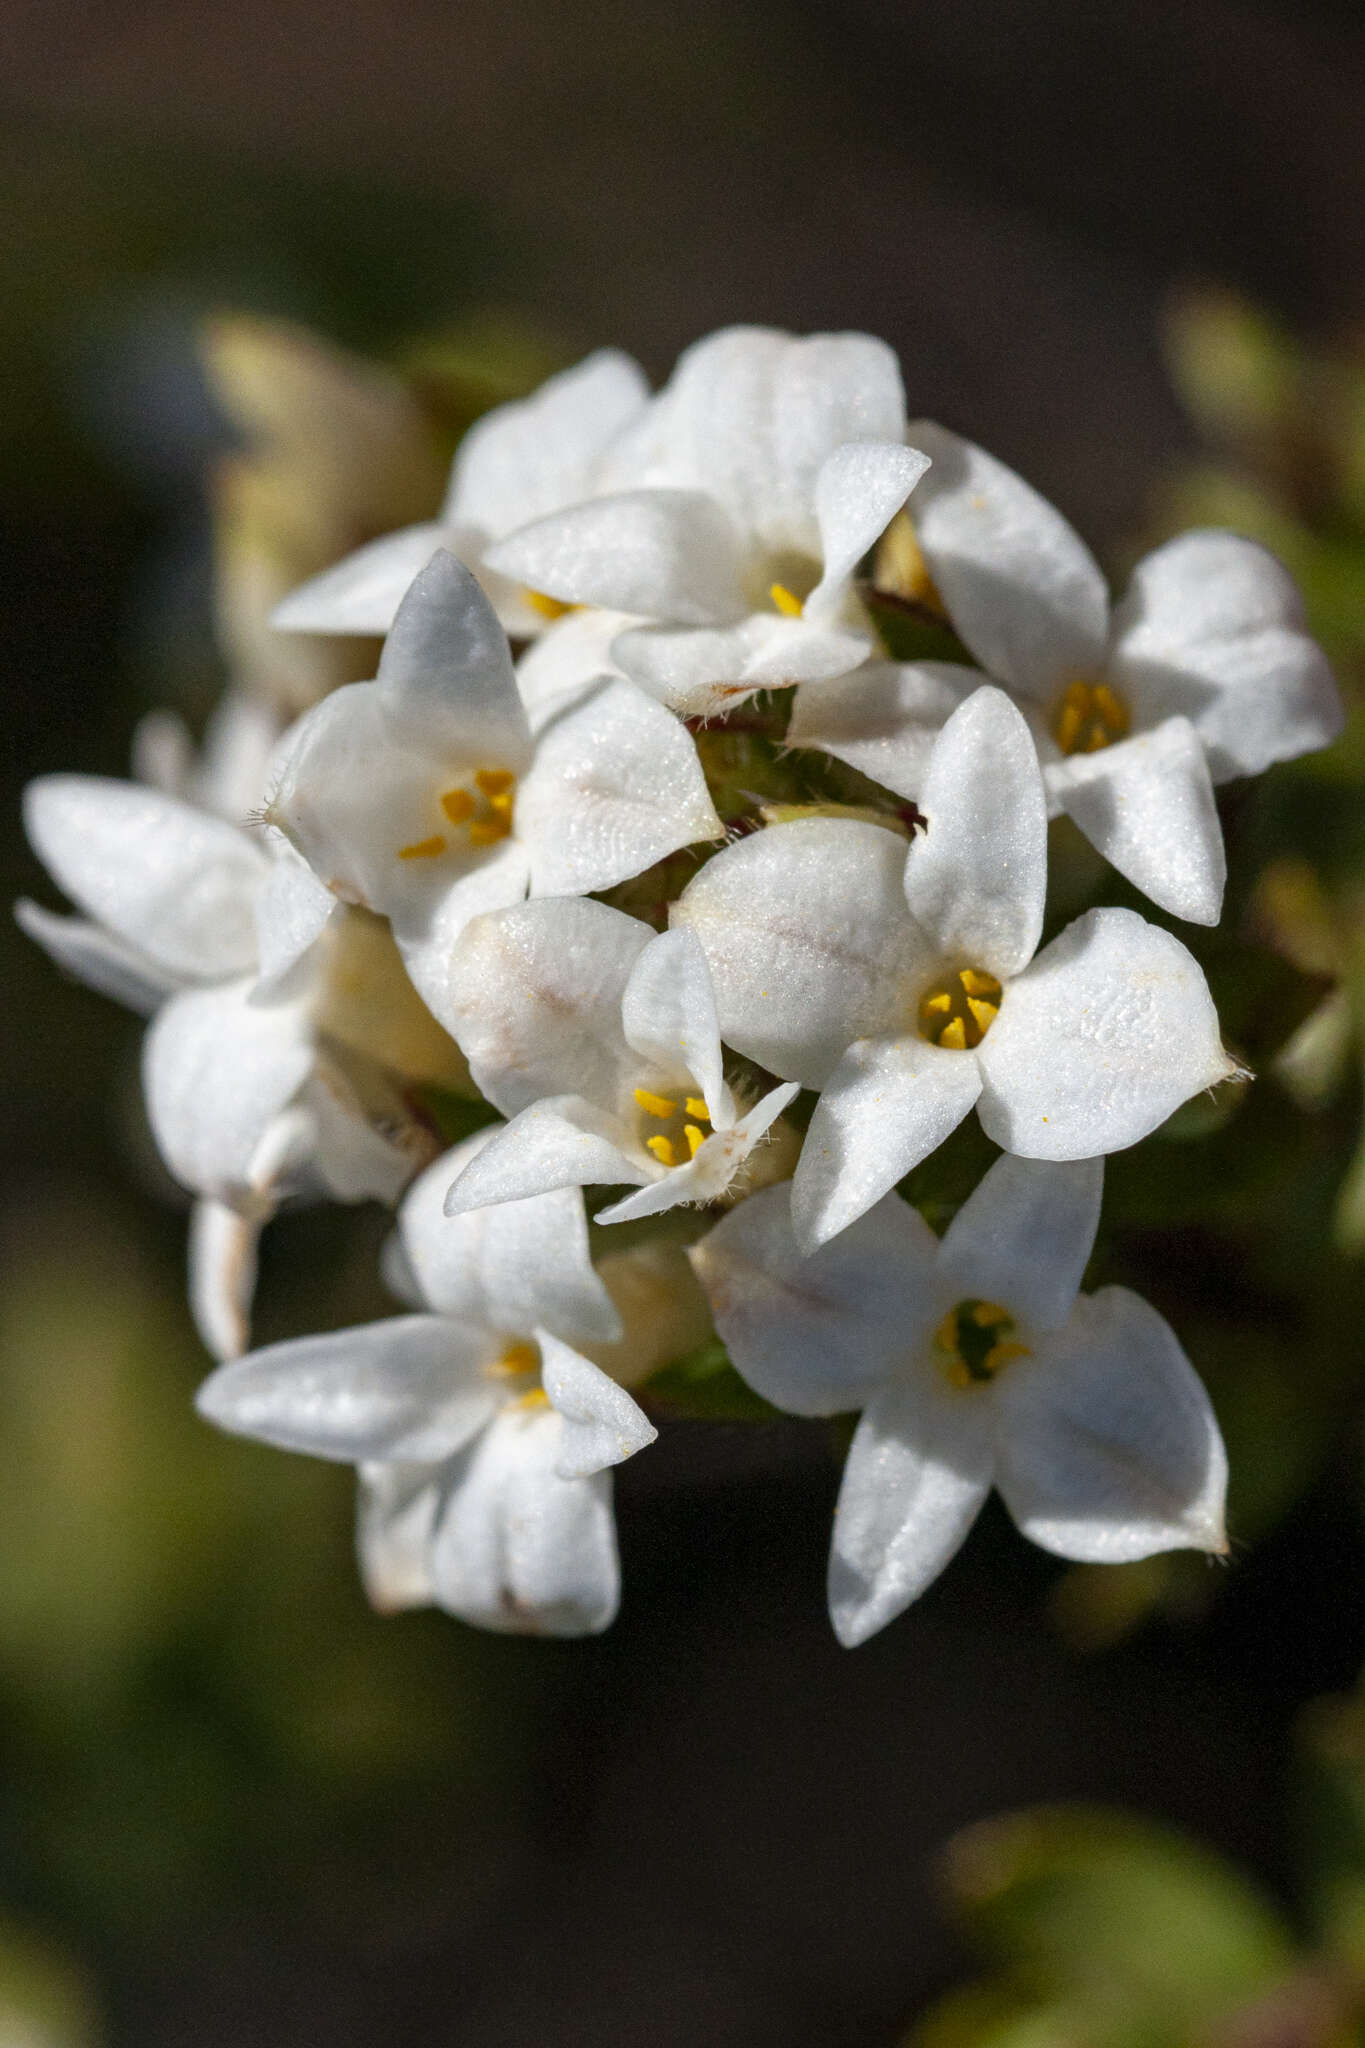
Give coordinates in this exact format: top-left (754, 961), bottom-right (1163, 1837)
top-left (518, 678), bottom-right (722, 895)
top-left (143, 979), bottom-right (314, 1195)
top-left (193, 690), bottom-right (285, 822)
top-left (1107, 530), bottom-right (1343, 781)
top-left (993, 1286), bottom-right (1228, 1560)
top-left (793, 1035), bottom-right (983, 1250)
top-left (356, 1463), bottom-right (440, 1612)
top-left (906, 421), bottom-right (1109, 696)
top-left (672, 818), bottom-right (929, 1087)
top-left (295, 1060), bottom-right (416, 1204)
top-left (976, 906), bottom-right (1237, 1159)
top-left (787, 660), bottom-right (983, 801)
top-left (1048, 717), bottom-right (1226, 925)
top-left (252, 836), bottom-right (337, 991)
top-left (397, 836), bottom-right (533, 1034)
top-left (132, 706), bottom-right (194, 799)
top-left (443, 1096), bottom-right (642, 1212)
top-left (935, 1154), bottom-right (1104, 1335)
top-left (271, 523), bottom-right (452, 635)
top-left (828, 1370), bottom-right (993, 1646)
top-left (629, 327), bottom-right (906, 555)
top-left (23, 774), bottom-right (266, 980)
top-left (429, 1405), bottom-right (620, 1634)
top-left (486, 489), bottom-right (747, 624)
top-left (196, 1315), bottom-right (500, 1463)
top-left (690, 1180), bottom-right (940, 1415)
top-left (444, 347), bottom-right (650, 536)
top-left (516, 608), bottom-right (631, 730)
top-left (397, 1133), bottom-right (621, 1346)
top-left (595, 1080), bottom-right (801, 1223)
top-left (14, 900), bottom-right (174, 1015)
top-left (902, 686), bottom-right (1048, 979)
top-left (446, 896), bottom-right (649, 1115)
top-left (539, 1332), bottom-right (657, 1477)
top-left (188, 1197), bottom-right (264, 1361)
top-left (807, 440), bottom-right (931, 610)
top-left (612, 612), bottom-right (872, 718)
top-left (620, 926), bottom-right (732, 1123)
top-left (375, 551), bottom-right (531, 766)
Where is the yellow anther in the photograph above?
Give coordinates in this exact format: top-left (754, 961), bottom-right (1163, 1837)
top-left (398, 834), bottom-right (446, 861)
top-left (634, 1087), bottom-right (678, 1119)
top-left (873, 511), bottom-right (947, 618)
top-left (769, 581), bottom-right (804, 618)
top-left (475, 768), bottom-right (515, 797)
top-left (984, 1341), bottom-right (1031, 1372)
top-left (684, 1123), bottom-right (706, 1158)
top-left (491, 1339), bottom-right (539, 1379)
top-left (933, 1308), bottom-right (961, 1352)
top-left (970, 1300), bottom-right (1011, 1327)
top-left (440, 787), bottom-right (475, 824)
top-left (934, 1297), bottom-right (1030, 1388)
top-left (523, 588), bottom-right (573, 621)
top-left (515, 1386), bottom-right (551, 1410)
top-left (918, 966), bottom-right (1004, 1049)
top-left (468, 817), bottom-right (512, 847)
top-left (684, 1097), bottom-right (710, 1120)
top-left (1052, 677), bottom-right (1130, 757)
top-left (646, 1134), bottom-right (678, 1168)
top-left (488, 791), bottom-right (515, 818)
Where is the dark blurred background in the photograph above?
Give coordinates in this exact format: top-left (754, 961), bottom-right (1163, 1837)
top-left (5, 2), bottom-right (1365, 2042)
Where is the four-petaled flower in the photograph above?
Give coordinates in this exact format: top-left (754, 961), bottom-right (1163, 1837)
top-left (484, 327), bottom-right (929, 717)
top-left (675, 686), bottom-right (1237, 1249)
top-left (791, 423), bottom-right (1342, 924)
top-left (198, 1134), bottom-right (657, 1636)
top-left (442, 899), bottom-right (799, 1222)
top-left (692, 1153), bottom-right (1228, 1645)
top-left (267, 549), bottom-right (722, 1033)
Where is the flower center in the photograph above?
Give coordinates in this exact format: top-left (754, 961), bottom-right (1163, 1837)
top-left (1052, 678), bottom-right (1130, 756)
top-left (633, 1084), bottom-right (712, 1170)
top-left (917, 967), bottom-right (1002, 1050)
top-left (486, 1339), bottom-right (548, 1409)
top-left (397, 767), bottom-right (517, 861)
top-left (522, 588), bottom-right (576, 622)
top-left (934, 1299), bottom-right (1030, 1389)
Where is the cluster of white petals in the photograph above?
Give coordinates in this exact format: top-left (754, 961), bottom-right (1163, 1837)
top-left (20, 322), bottom-right (1343, 1640)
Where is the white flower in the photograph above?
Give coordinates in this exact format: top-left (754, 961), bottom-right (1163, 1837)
top-left (441, 898), bottom-right (799, 1223)
top-left (270, 349), bottom-right (651, 639)
top-left (791, 425), bottom-right (1343, 925)
top-left (18, 770), bottom-right (449, 1359)
top-left (267, 550), bottom-right (722, 1033)
top-left (675, 686), bottom-right (1237, 1249)
top-left (483, 327), bottom-right (928, 717)
top-left (691, 1153), bottom-right (1228, 1645)
top-left (198, 1135), bottom-right (657, 1636)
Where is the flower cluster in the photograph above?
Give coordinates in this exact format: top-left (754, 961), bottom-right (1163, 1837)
top-left (21, 325), bottom-right (1343, 1640)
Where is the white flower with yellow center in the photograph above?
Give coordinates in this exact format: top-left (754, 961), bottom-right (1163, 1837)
top-left (267, 550), bottom-right (722, 1034)
top-left (18, 766), bottom-right (457, 1360)
top-left (482, 326), bottom-right (929, 718)
top-left (691, 1153), bottom-right (1228, 1645)
top-left (270, 348), bottom-right (652, 639)
top-left (791, 423), bottom-right (1342, 925)
top-left (197, 1135), bottom-right (656, 1637)
top-left (674, 687), bottom-right (1238, 1250)
top-left (440, 898), bottom-right (799, 1223)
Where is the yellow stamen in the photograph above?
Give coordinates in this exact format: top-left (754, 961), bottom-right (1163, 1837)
top-left (515, 1386), bottom-right (551, 1410)
top-left (684, 1097), bottom-right (709, 1120)
top-left (933, 1298), bottom-right (1030, 1387)
top-left (769, 581), bottom-right (804, 618)
top-left (646, 1134), bottom-right (678, 1168)
top-left (468, 817), bottom-right (511, 847)
top-left (475, 768), bottom-right (515, 797)
top-left (524, 589), bottom-right (572, 621)
top-left (440, 787), bottom-right (475, 824)
top-left (1052, 677), bottom-right (1130, 757)
top-left (398, 834), bottom-right (446, 861)
top-left (933, 1308), bottom-right (961, 1352)
top-left (491, 1339), bottom-right (539, 1379)
top-left (984, 1341), bottom-right (1031, 1372)
top-left (488, 791), bottom-right (515, 818)
top-left (684, 1123), bottom-right (706, 1157)
top-left (917, 966), bottom-right (1004, 1049)
top-left (634, 1087), bottom-right (678, 1119)
top-left (970, 1299), bottom-right (1011, 1326)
